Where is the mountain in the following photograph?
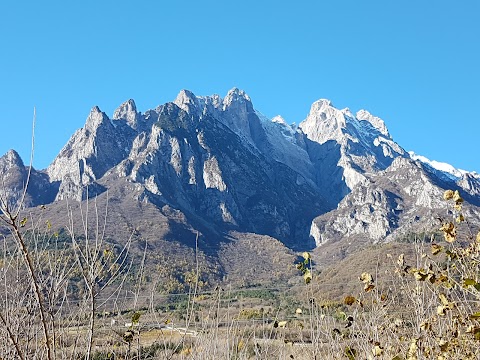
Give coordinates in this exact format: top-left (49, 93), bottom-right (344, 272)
top-left (298, 99), bottom-right (406, 204)
top-left (0, 149), bottom-right (54, 209)
top-left (1, 88), bottom-right (480, 255)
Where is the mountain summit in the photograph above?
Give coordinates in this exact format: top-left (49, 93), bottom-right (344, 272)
top-left (2, 88), bottom-right (480, 250)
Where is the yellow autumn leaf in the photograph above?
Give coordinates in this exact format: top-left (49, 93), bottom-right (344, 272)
top-left (439, 222), bottom-right (454, 233)
top-left (453, 190), bottom-right (463, 203)
top-left (413, 269), bottom-right (428, 281)
top-left (359, 272), bottom-right (373, 284)
top-left (431, 243), bottom-right (443, 255)
top-left (420, 320), bottom-right (432, 332)
top-left (408, 338), bottom-right (418, 357)
top-left (443, 190), bottom-right (454, 200)
top-left (303, 269), bottom-right (312, 284)
top-left (438, 293), bottom-right (449, 306)
top-left (302, 252), bottom-right (311, 260)
top-left (437, 305), bottom-right (447, 316)
top-left (372, 344), bottom-right (384, 356)
top-left (277, 320), bottom-right (287, 328)
top-left (344, 296), bottom-right (356, 306)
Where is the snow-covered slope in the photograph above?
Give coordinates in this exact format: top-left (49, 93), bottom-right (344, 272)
top-left (409, 151), bottom-right (480, 198)
top-left (409, 151), bottom-right (478, 180)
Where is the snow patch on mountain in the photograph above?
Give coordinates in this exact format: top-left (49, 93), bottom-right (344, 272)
top-left (408, 151), bottom-right (476, 179)
top-left (272, 115), bottom-right (288, 126)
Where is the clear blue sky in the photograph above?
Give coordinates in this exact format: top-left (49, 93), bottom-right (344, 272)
top-left (1, 1), bottom-right (479, 172)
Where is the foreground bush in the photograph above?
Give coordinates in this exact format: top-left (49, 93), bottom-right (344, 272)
top-left (292, 190), bottom-right (480, 359)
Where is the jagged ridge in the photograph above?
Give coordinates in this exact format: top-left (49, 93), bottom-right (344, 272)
top-left (1, 88), bottom-right (479, 249)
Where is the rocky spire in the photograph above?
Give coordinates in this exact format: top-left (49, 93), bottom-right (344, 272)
top-left (113, 99), bottom-right (140, 129)
top-left (356, 109), bottom-right (390, 137)
top-left (299, 99), bottom-right (348, 145)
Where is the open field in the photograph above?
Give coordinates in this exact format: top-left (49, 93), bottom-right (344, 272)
top-left (1, 188), bottom-right (480, 359)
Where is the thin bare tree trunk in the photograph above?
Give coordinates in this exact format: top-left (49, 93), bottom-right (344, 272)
top-left (8, 216), bottom-right (52, 360)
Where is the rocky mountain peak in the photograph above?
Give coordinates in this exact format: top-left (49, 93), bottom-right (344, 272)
top-left (0, 149), bottom-right (55, 208)
top-left (85, 106), bottom-right (110, 132)
top-left (299, 98), bottom-right (347, 145)
top-left (113, 99), bottom-right (140, 129)
top-left (173, 89), bottom-right (200, 114)
top-left (172, 88), bottom-right (254, 118)
top-left (356, 109), bottom-right (390, 137)
top-left (223, 88), bottom-right (253, 111)
top-left (314, 98), bottom-right (333, 108)
top-left (202, 88), bottom-right (257, 145)
top-left (298, 98), bottom-right (407, 203)
top-left (272, 115), bottom-right (288, 126)
top-left (3, 149), bottom-right (24, 167)
top-left (341, 107), bottom-right (355, 119)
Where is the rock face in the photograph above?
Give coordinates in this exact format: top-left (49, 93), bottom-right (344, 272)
top-left (299, 100), bottom-right (406, 203)
top-left (110, 98), bottom-right (327, 248)
top-left (46, 105), bottom-right (142, 201)
top-left (309, 156), bottom-right (480, 246)
top-left (0, 150), bottom-right (54, 209)
top-left (2, 88), bottom-right (480, 249)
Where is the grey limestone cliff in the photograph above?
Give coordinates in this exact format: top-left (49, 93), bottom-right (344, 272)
top-left (2, 88), bottom-right (480, 249)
